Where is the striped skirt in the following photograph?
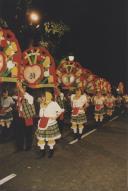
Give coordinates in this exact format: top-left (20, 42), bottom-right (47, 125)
top-left (95, 107), bottom-right (105, 115)
top-left (71, 113), bottom-right (87, 124)
top-left (36, 123), bottom-right (61, 141)
top-left (0, 111), bottom-right (13, 123)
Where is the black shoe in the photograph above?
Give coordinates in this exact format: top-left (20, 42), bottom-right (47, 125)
top-left (73, 133), bottom-right (78, 140)
top-left (37, 149), bottom-right (45, 159)
top-left (48, 149), bottom-right (54, 158)
top-left (78, 133), bottom-right (82, 140)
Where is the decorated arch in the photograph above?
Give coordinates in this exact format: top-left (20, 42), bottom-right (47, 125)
top-left (94, 78), bottom-right (111, 94)
top-left (56, 58), bottom-right (87, 89)
top-left (0, 28), bottom-right (21, 82)
top-left (21, 47), bottom-right (57, 88)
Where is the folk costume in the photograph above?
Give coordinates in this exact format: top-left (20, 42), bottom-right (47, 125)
top-left (14, 82), bottom-right (36, 151)
top-left (0, 90), bottom-right (15, 141)
top-left (105, 94), bottom-right (116, 116)
top-left (0, 92), bottom-right (14, 128)
top-left (56, 91), bottom-right (67, 132)
top-left (36, 91), bottom-right (64, 158)
top-left (71, 89), bottom-right (88, 140)
top-left (93, 93), bottom-right (105, 122)
top-left (123, 94), bottom-right (128, 115)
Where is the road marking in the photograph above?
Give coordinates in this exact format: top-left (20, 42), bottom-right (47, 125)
top-left (109, 116), bottom-right (119, 122)
top-left (69, 129), bottom-right (97, 145)
top-left (0, 174), bottom-right (16, 186)
top-left (81, 129), bottom-right (97, 139)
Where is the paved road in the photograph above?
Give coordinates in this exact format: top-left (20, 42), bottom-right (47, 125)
top-left (0, 115), bottom-right (127, 191)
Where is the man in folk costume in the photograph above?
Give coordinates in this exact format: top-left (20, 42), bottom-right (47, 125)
top-left (36, 91), bottom-right (64, 158)
top-left (70, 88), bottom-right (88, 140)
top-left (93, 90), bottom-right (105, 122)
top-left (0, 89), bottom-right (15, 140)
top-left (105, 92), bottom-right (116, 117)
top-left (56, 90), bottom-right (67, 133)
top-left (14, 81), bottom-right (36, 152)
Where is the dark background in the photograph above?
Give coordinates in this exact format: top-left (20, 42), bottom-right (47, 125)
top-left (0, 0), bottom-right (127, 89)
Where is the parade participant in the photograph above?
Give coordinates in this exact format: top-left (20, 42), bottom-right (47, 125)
top-left (56, 90), bottom-right (67, 132)
top-left (0, 89), bottom-right (15, 141)
top-left (122, 94), bottom-right (128, 116)
top-left (36, 91), bottom-right (64, 158)
top-left (0, 89), bottom-right (14, 128)
top-left (70, 88), bottom-right (88, 140)
top-left (14, 81), bottom-right (36, 152)
top-left (115, 95), bottom-right (123, 115)
top-left (93, 90), bottom-right (105, 122)
top-left (105, 92), bottom-right (116, 117)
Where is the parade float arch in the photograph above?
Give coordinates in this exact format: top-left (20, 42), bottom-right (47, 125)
top-left (21, 47), bottom-right (57, 89)
top-left (56, 57), bottom-right (87, 91)
top-left (0, 28), bottom-right (21, 83)
top-left (0, 28), bottom-right (22, 96)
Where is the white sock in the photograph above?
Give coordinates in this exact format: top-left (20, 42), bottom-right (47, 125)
top-left (73, 128), bottom-right (77, 133)
top-left (40, 145), bottom-right (45, 150)
top-left (49, 145), bottom-right (54, 150)
top-left (79, 128), bottom-right (83, 134)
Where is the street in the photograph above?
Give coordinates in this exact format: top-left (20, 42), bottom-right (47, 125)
top-left (0, 114), bottom-right (127, 191)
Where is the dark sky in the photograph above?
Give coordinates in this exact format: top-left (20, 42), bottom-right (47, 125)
top-left (0, 0), bottom-right (127, 86)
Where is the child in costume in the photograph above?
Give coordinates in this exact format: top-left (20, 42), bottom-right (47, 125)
top-left (0, 89), bottom-right (14, 128)
top-left (0, 89), bottom-right (14, 140)
top-left (36, 91), bottom-right (64, 158)
top-left (93, 90), bottom-right (105, 122)
top-left (105, 92), bottom-right (116, 117)
top-left (70, 88), bottom-right (88, 140)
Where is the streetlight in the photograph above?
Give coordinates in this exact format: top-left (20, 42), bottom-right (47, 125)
top-left (26, 10), bottom-right (42, 47)
top-left (27, 10), bottom-right (41, 26)
top-left (30, 11), bottom-right (40, 24)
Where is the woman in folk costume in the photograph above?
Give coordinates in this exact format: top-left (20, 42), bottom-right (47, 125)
top-left (93, 90), bottom-right (105, 122)
top-left (14, 81), bottom-right (36, 152)
top-left (0, 89), bottom-right (15, 140)
top-left (36, 91), bottom-right (64, 158)
top-left (70, 88), bottom-right (88, 140)
top-left (105, 92), bottom-right (116, 117)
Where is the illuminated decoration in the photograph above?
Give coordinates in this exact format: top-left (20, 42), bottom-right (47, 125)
top-left (22, 47), bottom-right (57, 88)
top-left (0, 52), bottom-right (6, 73)
top-left (94, 78), bottom-right (111, 94)
top-left (0, 28), bottom-right (21, 82)
top-left (56, 58), bottom-right (87, 89)
top-left (85, 75), bottom-right (98, 94)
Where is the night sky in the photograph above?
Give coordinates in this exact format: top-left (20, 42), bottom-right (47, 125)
top-left (0, 0), bottom-right (127, 87)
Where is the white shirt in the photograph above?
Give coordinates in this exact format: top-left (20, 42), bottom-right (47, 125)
top-left (93, 96), bottom-right (105, 105)
top-left (71, 94), bottom-right (88, 108)
top-left (13, 92), bottom-right (34, 113)
top-left (39, 101), bottom-right (64, 126)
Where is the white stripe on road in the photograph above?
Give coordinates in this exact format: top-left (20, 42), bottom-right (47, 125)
top-left (81, 129), bottom-right (97, 139)
top-left (69, 115), bottom-right (119, 144)
top-left (69, 129), bottom-right (97, 145)
top-left (0, 174), bottom-right (16, 186)
top-left (109, 116), bottom-right (119, 122)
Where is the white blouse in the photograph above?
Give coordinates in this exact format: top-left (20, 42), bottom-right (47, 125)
top-left (39, 101), bottom-right (64, 126)
top-left (71, 94), bottom-right (88, 108)
top-left (93, 96), bottom-right (105, 105)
